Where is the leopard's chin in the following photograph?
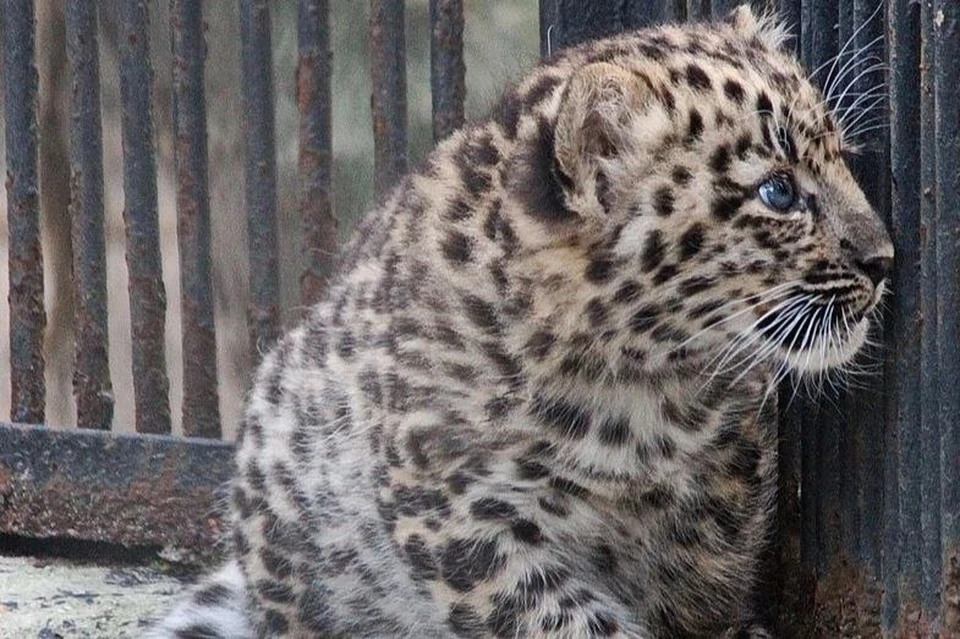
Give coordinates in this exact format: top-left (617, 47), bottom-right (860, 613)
top-left (781, 314), bottom-right (870, 373)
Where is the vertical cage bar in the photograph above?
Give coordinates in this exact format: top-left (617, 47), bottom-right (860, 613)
top-left (686, 0), bottom-right (711, 21)
top-left (3, 0), bottom-right (46, 424)
top-left (538, 0), bottom-right (623, 55)
top-left (429, 0), bottom-right (465, 142)
top-left (369, 0), bottom-right (407, 200)
top-left (171, 0), bottom-right (220, 438)
top-left (66, 0), bottom-right (113, 430)
top-left (849, 0), bottom-right (891, 587)
top-left (777, 0), bottom-right (802, 53)
top-left (239, 0), bottom-right (281, 357)
top-left (623, 0), bottom-right (683, 28)
top-left (118, 0), bottom-right (171, 434)
top-left (933, 0), bottom-right (960, 631)
top-left (914, 0), bottom-right (943, 625)
top-left (886, 0), bottom-right (927, 630)
top-left (297, 0), bottom-right (337, 307)
top-left (798, 0), bottom-right (842, 582)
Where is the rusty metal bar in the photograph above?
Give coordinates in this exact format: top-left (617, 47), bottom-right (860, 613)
top-left (3, 0), bottom-right (46, 424)
top-left (916, 0), bottom-right (941, 625)
top-left (170, 0), bottom-right (220, 438)
top-left (66, 0), bottom-right (113, 431)
top-left (0, 422), bottom-right (232, 554)
top-left (624, 1), bottom-right (684, 28)
top-left (777, 1), bottom-right (802, 54)
top-left (539, 0), bottom-right (623, 56)
top-left (239, 0), bottom-right (281, 358)
top-left (429, 0), bottom-right (465, 142)
top-left (370, 0), bottom-right (407, 200)
top-left (846, 0), bottom-right (890, 600)
top-left (686, 0), bottom-right (711, 21)
top-left (118, 0), bottom-right (172, 434)
top-left (297, 0), bottom-right (338, 307)
top-left (933, 0), bottom-right (960, 631)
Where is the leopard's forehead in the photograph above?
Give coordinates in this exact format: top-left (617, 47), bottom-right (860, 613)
top-left (552, 18), bottom-right (845, 168)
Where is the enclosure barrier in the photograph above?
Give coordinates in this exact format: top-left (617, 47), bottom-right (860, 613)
top-left (0, 1), bottom-right (957, 634)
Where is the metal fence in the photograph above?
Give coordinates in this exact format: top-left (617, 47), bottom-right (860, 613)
top-left (0, 0), bottom-right (956, 635)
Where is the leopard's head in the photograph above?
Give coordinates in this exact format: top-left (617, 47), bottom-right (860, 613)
top-left (547, 5), bottom-right (892, 380)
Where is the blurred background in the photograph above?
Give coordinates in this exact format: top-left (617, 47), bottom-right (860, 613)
top-left (0, 1), bottom-right (539, 436)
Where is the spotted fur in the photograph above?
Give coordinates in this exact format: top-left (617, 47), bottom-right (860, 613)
top-left (150, 6), bottom-right (892, 637)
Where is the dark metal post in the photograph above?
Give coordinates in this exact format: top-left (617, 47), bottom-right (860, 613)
top-left (118, 0), bottom-right (172, 434)
top-left (239, 0), bottom-right (281, 359)
top-left (66, 0), bottom-right (113, 431)
top-left (297, 0), bottom-right (338, 307)
top-left (370, 0), bottom-right (407, 200)
top-left (171, 0), bottom-right (220, 438)
top-left (914, 0), bottom-right (943, 626)
top-left (933, 0), bottom-right (960, 630)
top-left (3, 0), bottom-right (46, 424)
top-left (429, 0), bottom-right (465, 142)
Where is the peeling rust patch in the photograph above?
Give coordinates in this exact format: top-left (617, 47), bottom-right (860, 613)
top-left (0, 423), bottom-right (233, 558)
top-left (946, 545), bottom-right (960, 633)
top-left (810, 558), bottom-right (883, 638)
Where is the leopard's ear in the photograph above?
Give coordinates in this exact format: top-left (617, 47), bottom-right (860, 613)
top-left (554, 62), bottom-right (653, 188)
top-left (726, 4), bottom-right (790, 51)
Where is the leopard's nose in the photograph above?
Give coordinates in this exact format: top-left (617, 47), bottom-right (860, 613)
top-left (855, 254), bottom-right (892, 287)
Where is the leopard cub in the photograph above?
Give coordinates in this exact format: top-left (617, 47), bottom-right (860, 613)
top-left (151, 6), bottom-right (892, 637)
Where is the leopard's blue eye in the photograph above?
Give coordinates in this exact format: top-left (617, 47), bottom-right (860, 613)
top-left (758, 175), bottom-right (796, 211)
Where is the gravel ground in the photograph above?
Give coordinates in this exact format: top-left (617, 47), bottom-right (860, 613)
top-left (0, 555), bottom-right (188, 638)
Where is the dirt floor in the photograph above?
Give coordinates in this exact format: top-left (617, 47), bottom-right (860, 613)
top-left (0, 554), bottom-right (189, 638)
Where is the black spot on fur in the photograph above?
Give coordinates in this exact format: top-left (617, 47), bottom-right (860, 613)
top-left (193, 583), bottom-right (231, 607)
top-left (449, 602), bottom-right (486, 635)
top-left (511, 519), bottom-right (544, 545)
top-left (586, 254), bottom-right (616, 283)
top-left (723, 79), bottom-right (745, 104)
top-left (404, 535), bottom-right (438, 580)
top-left (394, 485), bottom-right (452, 517)
top-left (598, 416), bottom-right (630, 446)
top-left (512, 118), bottom-right (578, 224)
top-left (678, 275), bottom-right (714, 296)
top-left (641, 231), bottom-right (666, 272)
top-left (441, 538), bottom-right (506, 592)
top-left (672, 165), bottom-right (692, 185)
top-left (538, 496), bottom-right (569, 517)
top-left (586, 298), bottom-right (609, 326)
top-left (462, 295), bottom-right (501, 335)
top-left (455, 148), bottom-right (494, 199)
top-left (174, 623), bottom-right (222, 639)
top-left (588, 613), bottom-right (619, 636)
top-left (613, 280), bottom-right (642, 304)
top-left (446, 196), bottom-right (473, 221)
top-left (654, 186), bottom-right (675, 216)
top-left (712, 193), bottom-right (746, 221)
top-left (678, 224), bottom-right (705, 260)
top-left (531, 395), bottom-right (591, 439)
top-left (257, 579), bottom-right (296, 605)
top-left (442, 231), bottom-right (474, 264)
top-left (686, 64), bottom-right (712, 91)
top-left (524, 74), bottom-right (562, 108)
top-left (487, 593), bottom-right (522, 637)
top-left (709, 144), bottom-right (731, 174)
top-left (470, 497), bottom-right (518, 520)
top-left (756, 92), bottom-right (773, 115)
top-left (525, 330), bottom-right (556, 359)
top-left (686, 109), bottom-right (704, 142)
top-left (550, 476), bottom-right (589, 498)
top-left (653, 263), bottom-right (679, 285)
top-left (631, 304), bottom-right (661, 333)
top-left (735, 132), bottom-right (753, 159)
